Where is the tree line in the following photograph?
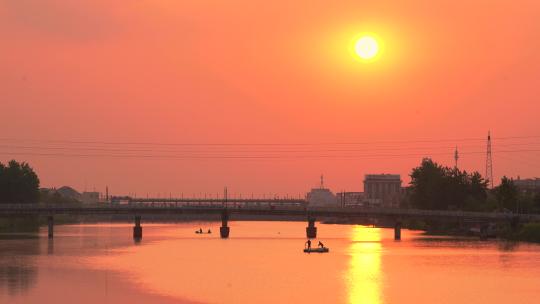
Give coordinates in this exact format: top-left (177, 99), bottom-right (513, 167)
top-left (0, 160), bottom-right (40, 204)
top-left (0, 160), bottom-right (81, 205)
top-left (1, 158), bottom-right (539, 213)
top-left (406, 158), bottom-right (540, 213)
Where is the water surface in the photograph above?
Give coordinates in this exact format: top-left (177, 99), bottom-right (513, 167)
top-left (1, 221), bottom-right (539, 303)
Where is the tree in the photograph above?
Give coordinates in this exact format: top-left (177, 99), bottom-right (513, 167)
top-left (535, 193), bottom-right (540, 213)
top-left (493, 176), bottom-right (518, 212)
top-left (469, 172), bottom-right (488, 202)
top-left (0, 160), bottom-right (40, 204)
top-left (409, 158), bottom-right (488, 210)
top-left (409, 158), bottom-right (446, 209)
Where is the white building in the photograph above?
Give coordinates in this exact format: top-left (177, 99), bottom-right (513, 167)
top-left (306, 176), bottom-right (337, 207)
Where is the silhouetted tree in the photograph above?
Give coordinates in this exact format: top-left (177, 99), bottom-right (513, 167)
top-left (409, 158), bottom-right (446, 209)
top-left (535, 193), bottom-right (540, 213)
top-left (493, 176), bottom-right (519, 212)
top-left (409, 158), bottom-right (488, 210)
top-left (469, 172), bottom-right (488, 202)
top-left (517, 193), bottom-right (536, 213)
top-left (0, 160), bottom-right (40, 204)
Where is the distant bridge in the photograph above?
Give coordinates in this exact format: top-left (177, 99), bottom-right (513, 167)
top-left (118, 197), bottom-right (307, 206)
top-left (1, 203), bottom-right (539, 241)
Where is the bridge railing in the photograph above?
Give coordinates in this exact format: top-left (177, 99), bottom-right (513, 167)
top-left (1, 203), bottom-right (540, 222)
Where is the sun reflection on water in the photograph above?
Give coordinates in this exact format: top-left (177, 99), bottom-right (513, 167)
top-left (346, 226), bottom-right (382, 304)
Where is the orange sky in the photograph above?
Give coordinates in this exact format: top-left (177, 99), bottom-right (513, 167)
top-left (1, 1), bottom-right (540, 196)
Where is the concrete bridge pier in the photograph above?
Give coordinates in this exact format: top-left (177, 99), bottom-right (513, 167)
top-left (47, 216), bottom-right (54, 239)
top-left (133, 216), bottom-right (142, 240)
top-left (394, 221), bottom-right (401, 241)
top-left (306, 217), bottom-right (317, 239)
top-left (220, 210), bottom-right (230, 238)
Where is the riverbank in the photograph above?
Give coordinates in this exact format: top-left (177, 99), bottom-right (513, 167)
top-left (500, 223), bottom-right (540, 243)
top-left (419, 222), bottom-right (540, 244)
top-left (0, 216), bottom-right (40, 233)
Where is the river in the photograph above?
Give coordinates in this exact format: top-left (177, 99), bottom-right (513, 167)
top-left (0, 221), bottom-right (539, 304)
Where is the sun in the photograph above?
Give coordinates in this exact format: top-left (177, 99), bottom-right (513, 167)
top-left (355, 36), bottom-right (379, 60)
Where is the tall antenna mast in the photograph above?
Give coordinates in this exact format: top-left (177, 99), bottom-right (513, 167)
top-left (223, 187), bottom-right (228, 207)
top-left (486, 131), bottom-right (494, 189)
top-left (454, 146), bottom-right (459, 168)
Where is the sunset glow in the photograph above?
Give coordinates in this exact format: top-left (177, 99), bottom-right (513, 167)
top-left (1, 2), bottom-right (540, 304)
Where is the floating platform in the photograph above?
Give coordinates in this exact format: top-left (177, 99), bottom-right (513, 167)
top-left (304, 247), bottom-right (329, 253)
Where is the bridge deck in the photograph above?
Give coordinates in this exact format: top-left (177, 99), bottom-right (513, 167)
top-left (0, 204), bottom-right (539, 223)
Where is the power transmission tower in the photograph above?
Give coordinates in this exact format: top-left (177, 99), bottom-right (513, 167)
top-left (485, 131), bottom-right (494, 189)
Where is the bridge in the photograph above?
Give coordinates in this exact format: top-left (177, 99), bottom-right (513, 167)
top-left (2, 203), bottom-right (539, 241)
top-left (113, 196), bottom-right (307, 206)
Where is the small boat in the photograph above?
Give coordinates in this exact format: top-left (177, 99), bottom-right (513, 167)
top-left (303, 247), bottom-right (329, 253)
top-left (195, 230), bottom-right (212, 234)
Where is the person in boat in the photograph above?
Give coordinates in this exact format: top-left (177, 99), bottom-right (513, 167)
top-left (199, 228), bottom-right (203, 233)
top-left (318, 241), bottom-right (325, 249)
top-left (305, 239), bottom-right (312, 250)
top-left (207, 229), bottom-right (211, 233)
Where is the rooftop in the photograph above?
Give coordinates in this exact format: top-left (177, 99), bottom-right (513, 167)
top-left (364, 174), bottom-right (401, 180)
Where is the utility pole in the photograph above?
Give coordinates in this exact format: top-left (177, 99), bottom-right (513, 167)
top-left (486, 131), bottom-right (494, 189)
top-left (454, 146), bottom-right (459, 168)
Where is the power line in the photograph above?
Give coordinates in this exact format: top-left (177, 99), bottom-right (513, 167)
top-left (496, 153), bottom-right (540, 171)
top-left (2, 140), bottom-right (540, 154)
top-left (0, 143), bottom-right (522, 153)
top-left (0, 148), bottom-right (538, 160)
top-left (2, 135), bottom-right (540, 147)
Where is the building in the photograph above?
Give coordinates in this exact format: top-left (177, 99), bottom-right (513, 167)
top-left (514, 177), bottom-right (540, 193)
top-left (335, 192), bottom-right (365, 207)
top-left (363, 174), bottom-right (402, 208)
top-left (56, 186), bottom-right (82, 201)
top-left (306, 176), bottom-right (337, 207)
top-left (81, 192), bottom-right (100, 204)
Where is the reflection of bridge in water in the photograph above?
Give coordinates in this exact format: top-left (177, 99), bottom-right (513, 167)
top-left (1, 201), bottom-right (539, 241)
